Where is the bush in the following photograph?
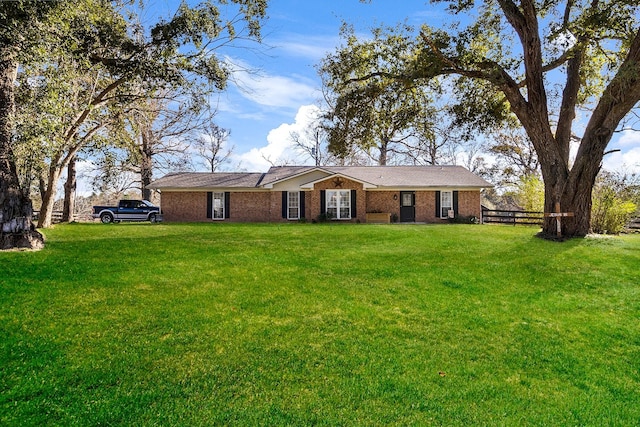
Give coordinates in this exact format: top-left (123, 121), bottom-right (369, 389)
top-left (315, 212), bottom-right (333, 223)
top-left (448, 215), bottom-right (479, 224)
top-left (592, 189), bottom-right (637, 234)
top-left (591, 172), bottom-right (638, 234)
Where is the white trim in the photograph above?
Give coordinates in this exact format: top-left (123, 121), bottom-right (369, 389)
top-left (440, 191), bottom-right (453, 219)
top-left (366, 186), bottom-right (484, 191)
top-left (326, 189), bottom-right (352, 220)
top-left (154, 188), bottom-right (269, 193)
top-left (262, 167), bottom-right (333, 188)
top-left (300, 173), bottom-right (376, 190)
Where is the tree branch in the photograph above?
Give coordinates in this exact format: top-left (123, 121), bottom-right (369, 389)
top-left (578, 29), bottom-right (640, 165)
top-left (63, 75), bottom-right (129, 144)
top-left (555, 44), bottom-right (584, 160)
top-left (418, 31), bottom-right (531, 124)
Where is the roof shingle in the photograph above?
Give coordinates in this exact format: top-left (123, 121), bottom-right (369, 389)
top-left (149, 165), bottom-right (492, 190)
top-left (148, 172), bottom-right (265, 189)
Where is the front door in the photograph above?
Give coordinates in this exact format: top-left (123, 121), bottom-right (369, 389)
top-left (399, 191), bottom-right (415, 222)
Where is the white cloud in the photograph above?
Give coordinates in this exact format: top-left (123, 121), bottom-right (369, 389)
top-left (617, 129), bottom-right (640, 147)
top-left (602, 146), bottom-right (640, 174)
top-left (233, 105), bottom-right (320, 171)
top-left (276, 35), bottom-right (339, 61)
top-left (226, 57), bottom-right (319, 109)
top-left (601, 130), bottom-right (640, 173)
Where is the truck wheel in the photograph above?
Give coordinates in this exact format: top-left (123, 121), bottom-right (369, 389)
top-left (149, 213), bottom-right (157, 223)
top-left (100, 213), bottom-right (114, 224)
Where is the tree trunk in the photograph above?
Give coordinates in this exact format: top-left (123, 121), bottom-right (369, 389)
top-left (378, 139), bottom-right (388, 165)
top-left (541, 177), bottom-right (593, 238)
top-left (38, 173), bottom-right (47, 202)
top-left (537, 136), bottom-right (602, 238)
top-left (37, 166), bottom-right (61, 229)
top-left (0, 53), bottom-right (43, 249)
top-left (62, 155), bottom-right (76, 222)
top-left (141, 163), bottom-right (152, 200)
top-left (140, 128), bottom-right (153, 201)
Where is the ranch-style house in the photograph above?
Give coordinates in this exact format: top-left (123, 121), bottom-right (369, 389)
top-left (148, 165), bottom-right (492, 223)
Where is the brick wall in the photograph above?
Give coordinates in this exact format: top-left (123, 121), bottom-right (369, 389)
top-left (420, 190), bottom-right (481, 222)
top-left (365, 190), bottom-right (481, 223)
top-left (160, 191), bottom-right (272, 222)
top-left (416, 191), bottom-right (436, 222)
top-left (160, 188), bottom-right (481, 223)
top-left (230, 192), bottom-right (271, 222)
top-left (366, 191), bottom-right (400, 219)
top-left (456, 191), bottom-right (481, 219)
top-left (365, 191), bottom-right (437, 222)
top-left (161, 192), bottom-right (208, 222)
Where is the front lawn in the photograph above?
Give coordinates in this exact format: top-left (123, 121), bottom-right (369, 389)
top-left (1, 223), bottom-right (639, 425)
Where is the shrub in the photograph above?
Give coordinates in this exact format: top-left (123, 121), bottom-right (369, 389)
top-left (448, 215), bottom-right (479, 224)
top-left (316, 212), bottom-right (333, 223)
top-left (592, 188), bottom-right (637, 234)
top-left (591, 171), bottom-right (638, 234)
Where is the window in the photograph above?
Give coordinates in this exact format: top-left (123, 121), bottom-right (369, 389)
top-left (212, 192), bottom-right (225, 219)
top-left (402, 192), bottom-right (413, 207)
top-left (326, 190), bottom-right (351, 219)
top-left (440, 191), bottom-right (452, 218)
top-left (288, 191), bottom-right (300, 219)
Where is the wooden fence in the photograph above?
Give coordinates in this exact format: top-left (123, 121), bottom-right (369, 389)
top-left (32, 211), bottom-right (64, 224)
top-left (482, 208), bottom-right (544, 226)
top-left (483, 210), bottom-right (640, 231)
top-left (628, 218), bottom-right (640, 231)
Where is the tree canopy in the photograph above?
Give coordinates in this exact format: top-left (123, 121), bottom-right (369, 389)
top-left (1, 0), bottom-right (268, 244)
top-left (320, 24), bottom-right (454, 166)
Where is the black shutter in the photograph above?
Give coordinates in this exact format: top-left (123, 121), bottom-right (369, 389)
top-left (351, 189), bottom-right (357, 218)
top-left (453, 191), bottom-right (459, 217)
top-left (320, 190), bottom-right (326, 213)
top-left (282, 191), bottom-right (288, 219)
top-left (300, 192), bottom-right (305, 218)
top-left (224, 192), bottom-right (230, 219)
top-left (435, 191), bottom-right (441, 218)
top-left (206, 192), bottom-right (213, 219)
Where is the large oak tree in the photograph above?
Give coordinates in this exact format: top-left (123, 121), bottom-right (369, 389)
top-left (346, 0), bottom-right (640, 237)
top-left (0, 1), bottom-right (61, 249)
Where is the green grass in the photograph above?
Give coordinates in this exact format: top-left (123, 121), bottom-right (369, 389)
top-left (1, 223), bottom-right (639, 426)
